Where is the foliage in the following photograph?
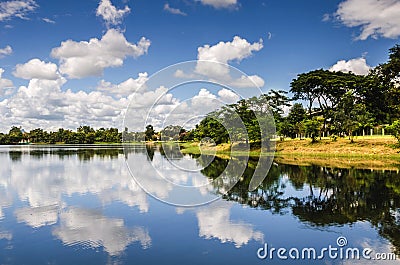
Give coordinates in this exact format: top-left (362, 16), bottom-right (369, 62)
top-left (145, 125), bottom-right (156, 141)
top-left (193, 95), bottom-right (275, 148)
top-left (304, 118), bottom-right (322, 143)
top-left (0, 126), bottom-right (122, 145)
top-left (387, 120), bottom-right (400, 144)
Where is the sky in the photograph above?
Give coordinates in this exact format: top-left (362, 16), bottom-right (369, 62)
top-left (0, 0), bottom-right (399, 132)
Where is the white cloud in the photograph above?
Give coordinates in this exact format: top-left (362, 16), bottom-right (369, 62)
top-left (0, 45), bottom-right (12, 57)
top-left (0, 0), bottom-right (37, 21)
top-left (228, 74), bottom-right (265, 88)
top-left (217, 88), bottom-right (240, 103)
top-left (176, 36), bottom-right (265, 88)
top-left (198, 0), bottom-right (237, 9)
top-left (97, 72), bottom-right (148, 98)
top-left (0, 74), bottom-right (130, 131)
top-left (322, 13), bottom-right (331, 22)
top-left (96, 0), bottom-right (130, 26)
top-left (42, 17), bottom-right (55, 24)
top-left (329, 57), bottom-right (371, 75)
top-left (51, 29), bottom-right (150, 79)
top-left (13, 59), bottom-right (59, 80)
top-left (0, 68), bottom-right (14, 96)
top-left (195, 36), bottom-right (263, 85)
top-left (53, 208), bottom-right (151, 256)
top-left (335, 0), bottom-right (400, 40)
top-left (197, 36), bottom-right (263, 71)
top-left (164, 3), bottom-right (187, 16)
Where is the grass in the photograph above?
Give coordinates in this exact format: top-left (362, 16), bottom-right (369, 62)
top-left (275, 136), bottom-right (400, 157)
top-left (179, 137), bottom-right (400, 170)
top-left (180, 136), bottom-right (400, 157)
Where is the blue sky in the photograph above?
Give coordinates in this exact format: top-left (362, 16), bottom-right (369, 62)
top-left (0, 0), bottom-right (399, 131)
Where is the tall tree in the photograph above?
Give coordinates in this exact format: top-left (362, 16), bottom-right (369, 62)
top-left (145, 125), bottom-right (156, 141)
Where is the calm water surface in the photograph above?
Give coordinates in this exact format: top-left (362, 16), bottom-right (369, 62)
top-left (0, 145), bottom-right (399, 264)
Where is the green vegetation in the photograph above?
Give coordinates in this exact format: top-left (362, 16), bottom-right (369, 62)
top-left (0, 126), bottom-right (122, 145)
top-left (388, 120), bottom-right (400, 145)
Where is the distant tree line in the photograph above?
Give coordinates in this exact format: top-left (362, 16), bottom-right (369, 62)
top-left (0, 126), bottom-right (122, 144)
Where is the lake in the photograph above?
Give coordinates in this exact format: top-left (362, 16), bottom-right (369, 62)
top-left (0, 145), bottom-right (399, 264)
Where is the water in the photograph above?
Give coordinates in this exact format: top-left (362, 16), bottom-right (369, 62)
top-left (0, 145), bottom-right (399, 264)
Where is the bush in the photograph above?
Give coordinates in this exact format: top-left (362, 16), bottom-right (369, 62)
top-left (388, 120), bottom-right (400, 145)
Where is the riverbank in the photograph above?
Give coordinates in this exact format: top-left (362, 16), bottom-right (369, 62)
top-left (180, 136), bottom-right (400, 157)
top-left (179, 137), bottom-right (400, 170)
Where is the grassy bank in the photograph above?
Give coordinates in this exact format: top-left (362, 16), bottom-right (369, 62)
top-left (180, 136), bottom-right (400, 157)
top-left (179, 137), bottom-right (400, 170)
top-left (275, 136), bottom-right (399, 157)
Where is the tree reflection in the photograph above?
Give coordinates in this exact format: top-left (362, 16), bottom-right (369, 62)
top-left (197, 156), bottom-right (400, 255)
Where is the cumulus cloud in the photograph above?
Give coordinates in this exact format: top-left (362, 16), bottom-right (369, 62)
top-left (197, 36), bottom-right (263, 70)
top-left (198, 0), bottom-right (238, 9)
top-left (176, 36), bottom-right (265, 88)
top-left (164, 3), bottom-right (187, 16)
top-left (329, 57), bottom-right (371, 75)
top-left (335, 0), bottom-right (400, 40)
top-left (0, 74), bottom-right (130, 131)
top-left (195, 36), bottom-right (263, 85)
top-left (13, 59), bottom-right (59, 80)
top-left (96, 0), bottom-right (130, 26)
top-left (0, 68), bottom-right (14, 96)
top-left (97, 72), bottom-right (148, 98)
top-left (0, 0), bottom-right (37, 21)
top-left (0, 45), bottom-right (12, 57)
top-left (217, 88), bottom-right (240, 103)
top-left (51, 29), bottom-right (150, 79)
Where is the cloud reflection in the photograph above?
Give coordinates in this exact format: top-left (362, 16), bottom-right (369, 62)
top-left (195, 201), bottom-right (264, 248)
top-left (53, 207), bottom-right (151, 256)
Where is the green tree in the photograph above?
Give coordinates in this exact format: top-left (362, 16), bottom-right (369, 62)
top-left (145, 125), bottom-right (155, 141)
top-left (304, 118), bottom-right (322, 143)
top-left (287, 103), bottom-right (306, 138)
top-left (277, 119), bottom-right (293, 140)
top-left (332, 91), bottom-right (374, 142)
top-left (8, 127), bottom-right (23, 144)
top-left (388, 120), bottom-right (400, 145)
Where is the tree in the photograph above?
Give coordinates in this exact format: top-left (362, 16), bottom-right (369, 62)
top-left (371, 44), bottom-right (400, 122)
top-left (388, 120), bottom-right (400, 145)
top-left (145, 125), bottom-right (155, 141)
top-left (277, 119), bottom-right (293, 140)
top-left (194, 116), bottom-right (229, 144)
top-left (8, 127), bottom-right (23, 144)
top-left (287, 103), bottom-right (306, 138)
top-left (259, 89), bottom-right (291, 121)
top-left (304, 118), bottom-right (322, 143)
top-left (160, 125), bottom-right (182, 141)
top-left (332, 91), bottom-right (374, 142)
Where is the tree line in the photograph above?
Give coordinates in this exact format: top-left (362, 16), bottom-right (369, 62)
top-left (0, 126), bottom-right (122, 144)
